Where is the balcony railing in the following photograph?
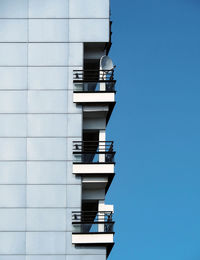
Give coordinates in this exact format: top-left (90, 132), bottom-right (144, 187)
top-left (73, 70), bottom-right (115, 82)
top-left (73, 141), bottom-right (115, 163)
top-left (72, 211), bottom-right (114, 233)
top-left (73, 70), bottom-right (116, 92)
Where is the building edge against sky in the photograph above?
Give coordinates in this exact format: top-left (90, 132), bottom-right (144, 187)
top-left (0, 0), bottom-right (116, 259)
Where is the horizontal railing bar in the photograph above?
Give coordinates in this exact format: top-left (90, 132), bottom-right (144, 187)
top-left (73, 151), bottom-right (114, 153)
top-left (72, 211), bottom-right (114, 234)
top-left (73, 141), bottom-right (113, 143)
top-left (73, 144), bottom-right (113, 145)
top-left (73, 146), bottom-right (113, 148)
top-left (72, 141), bottom-right (115, 163)
top-left (73, 141), bottom-right (113, 144)
top-left (73, 151), bottom-right (115, 153)
top-left (73, 70), bottom-right (115, 82)
top-left (72, 211), bottom-right (113, 213)
top-left (72, 222), bottom-right (115, 225)
top-left (73, 79), bottom-right (114, 82)
top-left (73, 69), bottom-right (114, 71)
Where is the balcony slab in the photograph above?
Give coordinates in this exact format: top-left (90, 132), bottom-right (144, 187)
top-left (73, 92), bottom-right (115, 103)
top-left (72, 233), bottom-right (114, 244)
top-left (73, 163), bottom-right (114, 175)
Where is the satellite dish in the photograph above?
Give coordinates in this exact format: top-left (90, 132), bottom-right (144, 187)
top-left (100, 55), bottom-right (114, 71)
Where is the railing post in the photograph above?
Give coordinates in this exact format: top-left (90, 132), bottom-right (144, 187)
top-left (73, 141), bottom-right (82, 162)
top-left (99, 70), bottom-right (106, 91)
top-left (98, 201), bottom-right (105, 232)
top-left (99, 130), bottom-right (106, 162)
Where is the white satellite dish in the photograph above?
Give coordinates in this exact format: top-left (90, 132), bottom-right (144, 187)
top-left (100, 55), bottom-right (114, 71)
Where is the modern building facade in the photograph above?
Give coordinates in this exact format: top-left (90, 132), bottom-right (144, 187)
top-left (0, 0), bottom-right (116, 259)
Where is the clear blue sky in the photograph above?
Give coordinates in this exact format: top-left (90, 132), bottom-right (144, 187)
top-left (106, 0), bottom-right (200, 259)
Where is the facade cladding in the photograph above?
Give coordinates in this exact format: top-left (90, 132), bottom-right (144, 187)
top-left (0, 0), bottom-right (116, 259)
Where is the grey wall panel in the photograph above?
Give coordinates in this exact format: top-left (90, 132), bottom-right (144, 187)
top-left (27, 256), bottom-right (65, 260)
top-left (27, 185), bottom-right (66, 207)
top-left (66, 185), bottom-right (81, 208)
top-left (27, 138), bottom-right (67, 161)
top-left (28, 43), bottom-right (69, 66)
top-left (0, 115), bottom-right (27, 137)
top-left (27, 209), bottom-right (66, 231)
top-left (66, 255), bottom-right (106, 260)
top-left (29, 20), bottom-right (69, 42)
top-left (0, 67), bottom-right (27, 90)
top-left (67, 114), bottom-right (82, 137)
top-left (0, 162), bottom-right (26, 184)
top-left (0, 91), bottom-right (27, 113)
top-left (28, 43), bottom-right (83, 66)
top-left (0, 20), bottom-right (27, 42)
top-left (0, 138), bottom-right (26, 160)
top-left (28, 114), bottom-right (68, 137)
top-left (68, 43), bottom-right (83, 66)
top-left (0, 209), bottom-right (26, 231)
top-left (27, 162), bottom-right (67, 184)
top-left (0, 232), bottom-right (25, 254)
top-left (28, 91), bottom-right (67, 113)
top-left (69, 0), bottom-right (109, 18)
top-left (0, 44), bottom-right (27, 66)
top-left (0, 256), bottom-right (25, 260)
top-left (28, 67), bottom-right (68, 90)
top-left (26, 232), bottom-right (66, 254)
top-left (29, 0), bottom-right (69, 18)
top-left (0, 0), bottom-right (28, 18)
top-left (69, 19), bottom-right (109, 42)
top-left (0, 185), bottom-right (26, 207)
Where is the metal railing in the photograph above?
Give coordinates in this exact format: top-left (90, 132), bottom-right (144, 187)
top-left (72, 211), bottom-right (114, 233)
top-left (73, 70), bottom-right (116, 93)
top-left (73, 70), bottom-right (115, 82)
top-left (74, 81), bottom-right (116, 92)
top-left (73, 141), bottom-right (115, 163)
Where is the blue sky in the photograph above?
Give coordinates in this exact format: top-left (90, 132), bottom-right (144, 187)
top-left (106, 0), bottom-right (200, 259)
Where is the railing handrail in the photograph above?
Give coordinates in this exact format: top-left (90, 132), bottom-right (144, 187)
top-left (73, 69), bottom-right (115, 82)
top-left (73, 141), bottom-right (114, 153)
top-left (72, 211), bottom-right (115, 233)
top-left (72, 211), bottom-right (113, 214)
top-left (72, 211), bottom-right (114, 222)
top-left (73, 141), bottom-right (113, 143)
top-left (73, 69), bottom-right (114, 72)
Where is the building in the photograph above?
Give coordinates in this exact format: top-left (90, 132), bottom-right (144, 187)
top-left (0, 0), bottom-right (116, 259)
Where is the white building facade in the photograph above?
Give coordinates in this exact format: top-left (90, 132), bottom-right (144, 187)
top-left (0, 0), bottom-right (116, 259)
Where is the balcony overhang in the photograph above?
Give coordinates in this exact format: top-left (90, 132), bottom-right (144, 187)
top-left (82, 102), bottom-right (115, 125)
top-left (72, 232), bottom-right (114, 244)
top-left (72, 233), bottom-right (114, 257)
top-left (73, 163), bottom-right (115, 193)
top-left (82, 176), bottom-right (108, 189)
top-left (82, 176), bottom-right (114, 194)
top-left (73, 163), bottom-right (115, 175)
top-left (73, 92), bottom-right (115, 104)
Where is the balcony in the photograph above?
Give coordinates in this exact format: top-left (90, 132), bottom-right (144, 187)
top-left (72, 211), bottom-right (114, 256)
top-left (73, 141), bottom-right (115, 163)
top-left (73, 70), bottom-right (116, 122)
top-left (73, 141), bottom-right (115, 192)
